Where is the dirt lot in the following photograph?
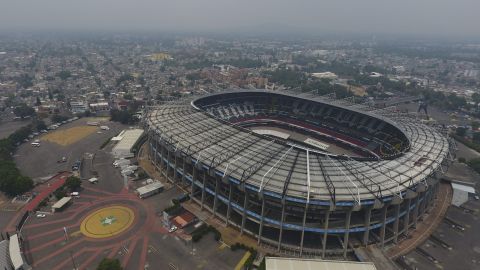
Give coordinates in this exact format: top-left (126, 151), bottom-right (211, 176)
top-left (41, 126), bottom-right (98, 146)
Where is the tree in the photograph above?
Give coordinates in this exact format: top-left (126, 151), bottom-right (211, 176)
top-left (51, 114), bottom-right (69, 123)
top-left (56, 70), bottom-right (72, 80)
top-left (472, 121), bottom-right (480, 131)
top-left (110, 109), bottom-right (137, 125)
top-left (8, 125), bottom-right (33, 145)
top-left (65, 176), bottom-right (81, 191)
top-left (36, 120), bottom-right (47, 131)
top-left (13, 103), bottom-right (35, 119)
top-left (472, 93), bottom-right (480, 109)
top-left (15, 74), bottom-right (33, 89)
top-left (473, 132), bottom-right (480, 144)
top-left (35, 97), bottom-right (42, 106)
top-left (468, 158), bottom-right (480, 174)
top-left (456, 127), bottom-right (467, 137)
top-left (97, 258), bottom-right (123, 270)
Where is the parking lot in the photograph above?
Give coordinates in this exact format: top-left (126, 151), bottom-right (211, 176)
top-left (14, 117), bottom-right (125, 181)
top-left (400, 196), bottom-right (480, 270)
top-left (7, 118), bottom-right (247, 269)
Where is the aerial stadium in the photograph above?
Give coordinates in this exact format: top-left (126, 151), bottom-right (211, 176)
top-left (144, 90), bottom-right (454, 257)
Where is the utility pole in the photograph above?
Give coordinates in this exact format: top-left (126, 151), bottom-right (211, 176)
top-left (69, 250), bottom-right (78, 270)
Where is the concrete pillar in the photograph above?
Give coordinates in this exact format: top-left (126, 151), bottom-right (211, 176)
top-left (201, 171), bottom-right (206, 210)
top-left (321, 210), bottom-right (330, 259)
top-left (226, 183), bottom-right (233, 226)
top-left (161, 144), bottom-right (167, 171)
top-left (213, 178), bottom-right (219, 217)
top-left (413, 196), bottom-right (420, 228)
top-left (403, 199), bottom-right (411, 235)
top-left (173, 155), bottom-right (178, 181)
top-left (257, 198), bottom-right (266, 244)
top-left (363, 207), bottom-right (372, 245)
top-left (277, 202), bottom-right (286, 251)
top-left (153, 136), bottom-right (158, 169)
top-left (380, 206), bottom-right (388, 248)
top-left (182, 159), bottom-right (186, 185)
top-left (300, 204), bottom-right (308, 256)
top-left (166, 150), bottom-right (171, 181)
top-left (191, 166), bottom-right (197, 197)
top-left (343, 209), bottom-right (352, 258)
top-left (393, 204), bottom-right (400, 243)
top-left (240, 191), bottom-right (249, 235)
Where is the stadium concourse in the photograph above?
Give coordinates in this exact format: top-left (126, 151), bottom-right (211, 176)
top-left (144, 90), bottom-right (454, 258)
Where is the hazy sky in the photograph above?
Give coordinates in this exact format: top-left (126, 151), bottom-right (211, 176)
top-left (1, 0), bottom-right (479, 37)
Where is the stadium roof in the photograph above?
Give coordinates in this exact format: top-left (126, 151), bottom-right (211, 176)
top-left (145, 90), bottom-right (451, 204)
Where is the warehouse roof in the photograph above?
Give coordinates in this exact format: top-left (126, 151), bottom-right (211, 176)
top-left (112, 129), bottom-right (144, 152)
top-left (52, 196), bottom-right (72, 209)
top-left (9, 234), bottom-right (25, 270)
top-left (265, 257), bottom-right (377, 270)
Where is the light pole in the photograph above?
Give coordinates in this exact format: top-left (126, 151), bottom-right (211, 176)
top-left (69, 250), bottom-right (78, 270)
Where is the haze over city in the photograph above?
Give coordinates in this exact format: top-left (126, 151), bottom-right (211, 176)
top-left (1, 1), bottom-right (480, 270)
top-left (1, 0), bottom-right (480, 38)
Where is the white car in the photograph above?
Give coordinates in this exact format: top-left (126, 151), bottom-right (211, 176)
top-left (168, 225), bottom-right (178, 233)
top-left (36, 213), bottom-right (46, 218)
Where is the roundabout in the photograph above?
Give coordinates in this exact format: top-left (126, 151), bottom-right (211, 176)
top-left (80, 205), bottom-right (135, 239)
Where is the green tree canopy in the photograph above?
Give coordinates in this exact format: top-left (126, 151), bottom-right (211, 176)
top-left (56, 70), bottom-right (72, 80)
top-left (65, 176), bottom-right (81, 191)
top-left (13, 103), bottom-right (35, 119)
top-left (456, 127), bottom-right (467, 137)
top-left (97, 258), bottom-right (123, 270)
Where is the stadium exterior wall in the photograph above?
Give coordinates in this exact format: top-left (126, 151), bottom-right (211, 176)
top-left (146, 131), bottom-right (441, 257)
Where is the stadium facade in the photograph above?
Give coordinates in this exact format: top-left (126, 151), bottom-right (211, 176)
top-left (144, 90), bottom-right (454, 257)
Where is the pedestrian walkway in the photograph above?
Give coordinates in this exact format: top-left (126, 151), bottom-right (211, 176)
top-left (25, 171), bottom-right (71, 212)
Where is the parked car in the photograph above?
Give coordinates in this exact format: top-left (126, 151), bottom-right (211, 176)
top-left (168, 225), bottom-right (178, 233)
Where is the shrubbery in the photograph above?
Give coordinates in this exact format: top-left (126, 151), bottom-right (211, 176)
top-left (230, 243), bottom-right (258, 269)
top-left (0, 127), bottom-right (34, 196)
top-left (191, 224), bottom-right (221, 242)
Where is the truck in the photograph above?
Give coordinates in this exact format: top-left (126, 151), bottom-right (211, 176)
top-left (113, 159), bottom-right (130, 168)
top-left (120, 165), bottom-right (138, 171)
top-left (121, 169), bottom-right (134, 176)
top-left (136, 182), bottom-right (164, 199)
